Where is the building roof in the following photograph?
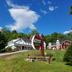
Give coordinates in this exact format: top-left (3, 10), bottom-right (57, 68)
top-left (7, 38), bottom-right (32, 47)
top-left (22, 38), bottom-right (31, 43)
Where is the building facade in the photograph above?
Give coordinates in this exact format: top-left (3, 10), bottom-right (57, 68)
top-left (5, 38), bottom-right (33, 51)
top-left (47, 40), bottom-right (71, 50)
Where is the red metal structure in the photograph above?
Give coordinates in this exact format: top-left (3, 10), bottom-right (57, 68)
top-left (62, 40), bottom-right (71, 49)
top-left (32, 34), bottom-right (44, 56)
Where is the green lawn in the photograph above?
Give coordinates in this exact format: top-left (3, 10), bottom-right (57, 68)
top-left (0, 50), bottom-right (72, 72)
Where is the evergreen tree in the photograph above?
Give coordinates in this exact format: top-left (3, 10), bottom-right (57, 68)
top-left (63, 43), bottom-right (72, 65)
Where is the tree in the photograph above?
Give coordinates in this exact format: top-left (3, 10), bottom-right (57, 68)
top-left (66, 32), bottom-right (72, 41)
top-left (12, 30), bottom-right (17, 34)
top-left (44, 32), bottom-right (65, 46)
top-left (31, 29), bottom-right (39, 36)
top-left (0, 32), bottom-right (7, 52)
top-left (70, 6), bottom-right (72, 14)
top-left (51, 32), bottom-right (65, 42)
top-left (2, 28), bottom-right (11, 41)
top-left (63, 43), bottom-right (72, 65)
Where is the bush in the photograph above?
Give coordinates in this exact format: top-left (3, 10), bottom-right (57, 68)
top-left (5, 47), bottom-right (12, 52)
top-left (63, 43), bottom-right (72, 65)
top-left (0, 32), bottom-right (7, 52)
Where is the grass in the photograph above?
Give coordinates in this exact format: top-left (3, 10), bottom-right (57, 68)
top-left (0, 50), bottom-right (72, 72)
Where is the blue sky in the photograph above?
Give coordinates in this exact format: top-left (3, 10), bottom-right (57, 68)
top-left (0, 0), bottom-right (72, 35)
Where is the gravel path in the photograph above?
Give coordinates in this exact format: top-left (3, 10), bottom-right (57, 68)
top-left (0, 50), bottom-right (28, 57)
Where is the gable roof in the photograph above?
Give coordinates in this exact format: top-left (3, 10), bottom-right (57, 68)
top-left (22, 38), bottom-right (31, 43)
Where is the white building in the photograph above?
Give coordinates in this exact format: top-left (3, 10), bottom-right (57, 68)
top-left (5, 38), bottom-right (33, 51)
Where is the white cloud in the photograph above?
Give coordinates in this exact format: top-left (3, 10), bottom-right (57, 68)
top-left (63, 30), bottom-right (72, 34)
top-left (40, 9), bottom-right (48, 15)
top-left (47, 0), bottom-right (58, 12)
top-left (49, 6), bottom-right (55, 11)
top-left (6, 0), bottom-right (40, 32)
top-left (0, 27), bottom-right (2, 30)
top-left (6, 0), bottom-right (29, 9)
top-left (48, 6), bottom-right (58, 11)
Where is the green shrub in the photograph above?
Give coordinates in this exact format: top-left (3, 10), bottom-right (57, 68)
top-left (5, 47), bottom-right (12, 52)
top-left (63, 43), bottom-right (72, 65)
